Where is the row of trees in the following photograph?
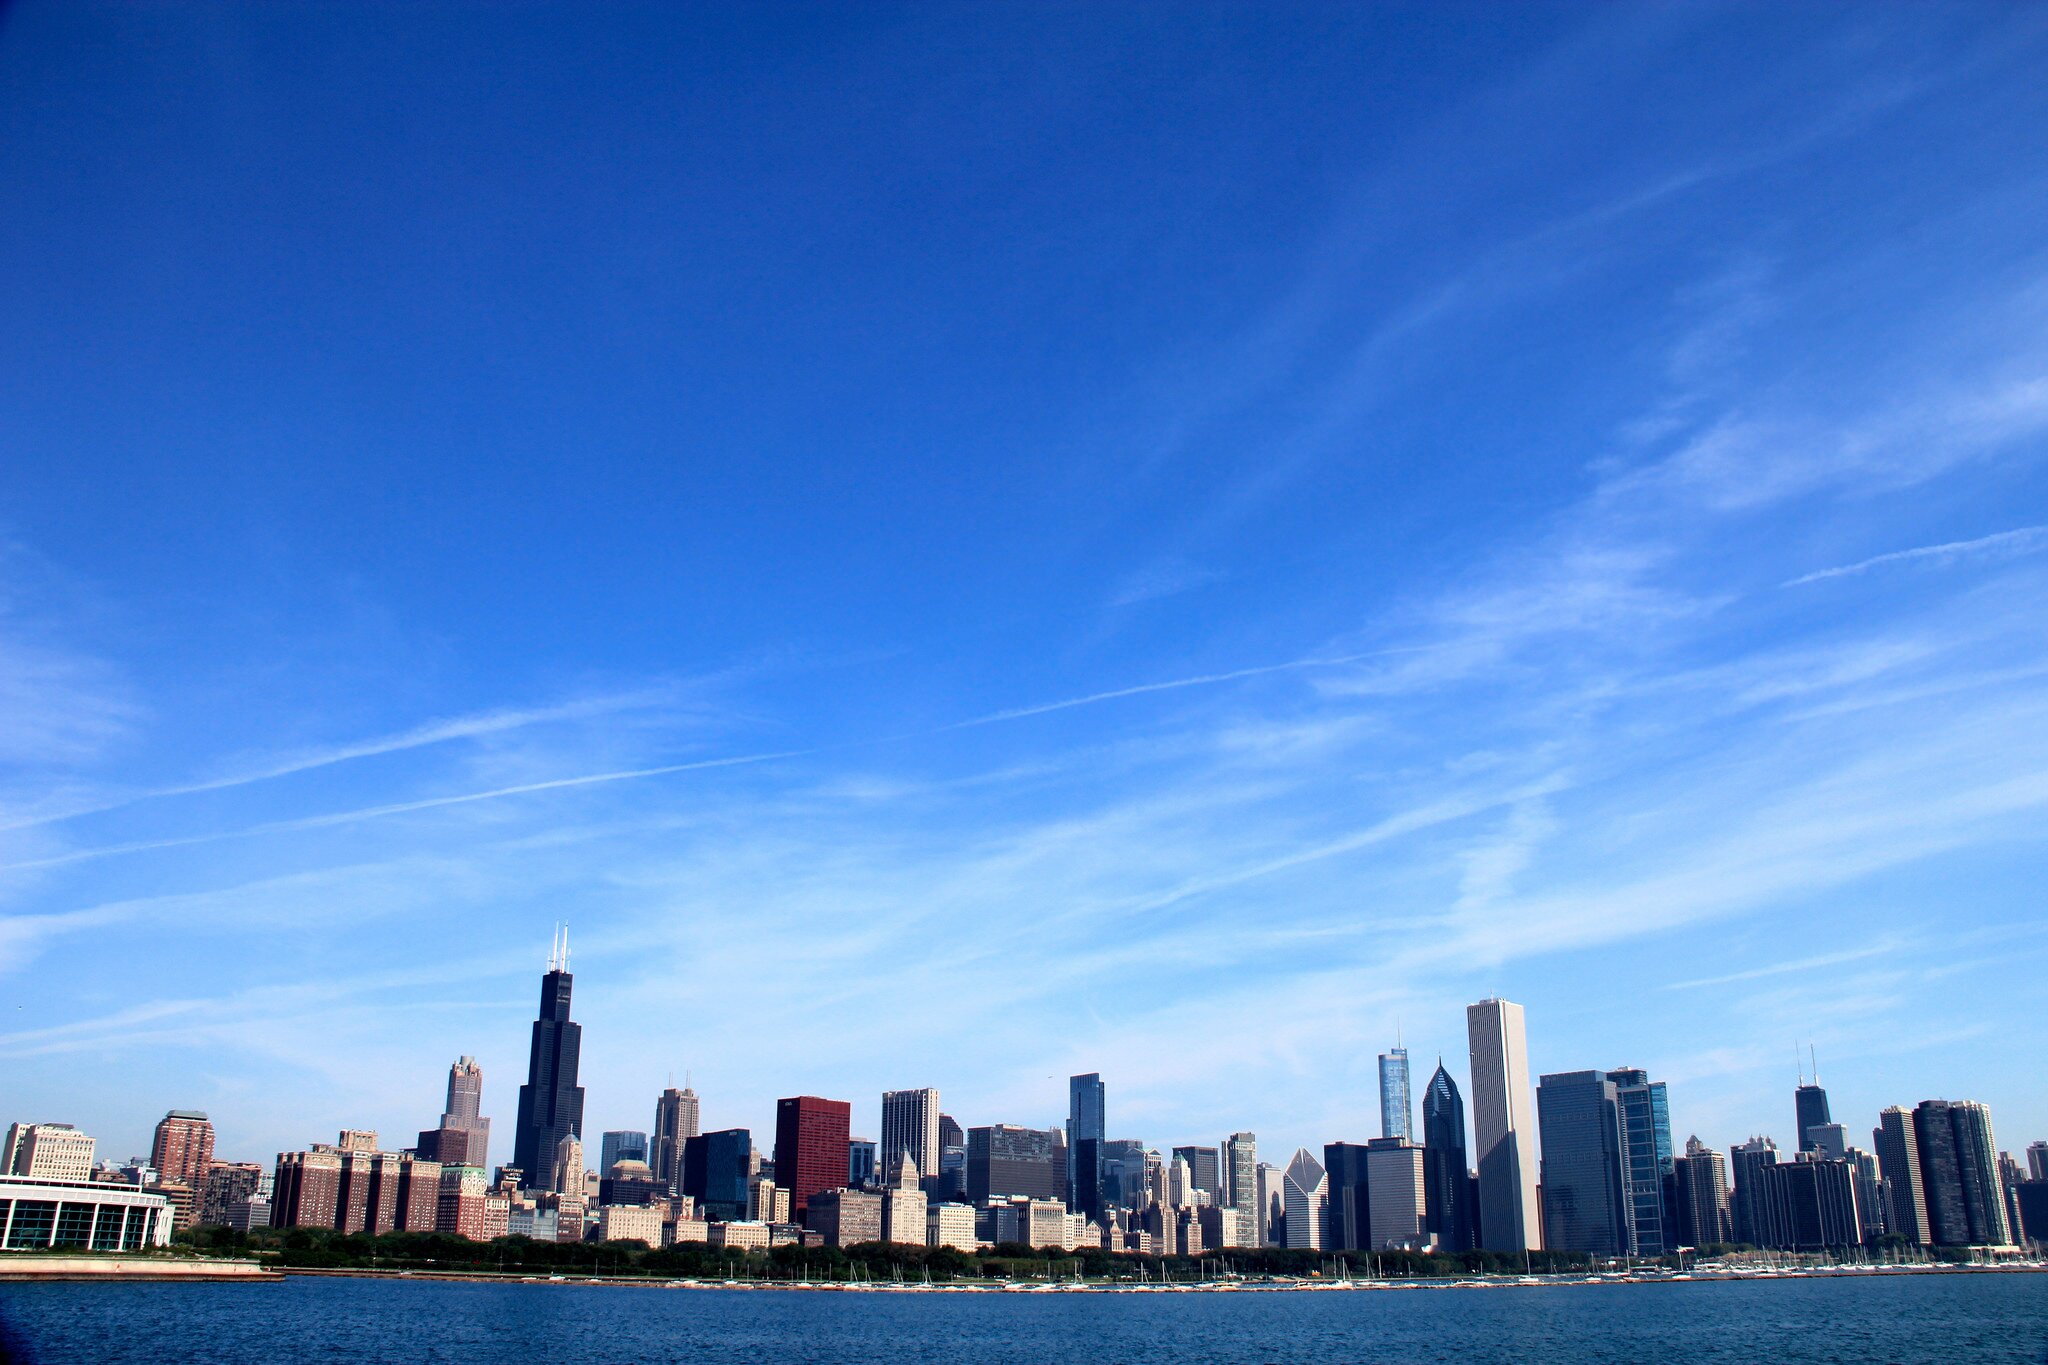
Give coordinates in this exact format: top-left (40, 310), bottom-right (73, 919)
top-left (178, 1225), bottom-right (1725, 1279)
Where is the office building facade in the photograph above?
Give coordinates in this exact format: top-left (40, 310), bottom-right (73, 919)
top-left (774, 1096), bottom-right (852, 1223)
top-left (1379, 1046), bottom-right (1412, 1141)
top-left (880, 1088), bottom-right (941, 1188)
top-left (967, 1124), bottom-right (1065, 1206)
top-left (511, 931), bottom-right (586, 1190)
top-left (1421, 1063), bottom-right (1473, 1252)
top-left (1607, 1068), bottom-right (1673, 1256)
top-left (1536, 1070), bottom-right (1630, 1257)
top-left (1466, 998), bottom-right (1541, 1251)
top-left (1282, 1148), bottom-right (1327, 1250)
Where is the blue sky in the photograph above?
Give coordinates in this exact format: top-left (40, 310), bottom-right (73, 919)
top-left (3, 2), bottom-right (2046, 1174)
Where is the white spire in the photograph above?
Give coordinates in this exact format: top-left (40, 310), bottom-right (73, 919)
top-left (561, 924), bottom-right (571, 972)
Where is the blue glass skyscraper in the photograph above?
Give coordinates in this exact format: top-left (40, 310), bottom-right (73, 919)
top-left (1536, 1070), bottom-right (1631, 1257)
top-left (1379, 1046), bottom-right (1413, 1141)
top-left (1067, 1073), bottom-right (1105, 1210)
top-left (1422, 1062), bottom-right (1473, 1252)
top-left (1607, 1067), bottom-right (1673, 1256)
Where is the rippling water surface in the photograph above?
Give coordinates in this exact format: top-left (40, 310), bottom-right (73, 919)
top-left (3, 1272), bottom-right (2046, 1364)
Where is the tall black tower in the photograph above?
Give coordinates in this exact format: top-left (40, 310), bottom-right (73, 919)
top-left (1423, 1060), bottom-right (1474, 1252)
top-left (512, 926), bottom-right (586, 1189)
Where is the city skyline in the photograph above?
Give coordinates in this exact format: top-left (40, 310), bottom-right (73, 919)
top-left (15, 929), bottom-right (2044, 1177)
top-left (4, 2), bottom-right (2047, 1181)
top-left (28, 946), bottom-right (2040, 1248)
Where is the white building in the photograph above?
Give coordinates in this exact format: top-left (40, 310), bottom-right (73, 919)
top-left (709, 1219), bottom-right (769, 1250)
top-left (883, 1186), bottom-right (926, 1244)
top-left (1467, 997), bottom-right (1541, 1252)
top-left (1, 1174), bottom-right (173, 1249)
top-left (1282, 1148), bottom-right (1327, 1250)
top-left (597, 1204), bottom-right (663, 1244)
top-left (926, 1201), bottom-right (977, 1251)
top-left (4, 1124), bottom-right (96, 1183)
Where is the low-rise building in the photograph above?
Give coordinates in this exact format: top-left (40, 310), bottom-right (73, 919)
top-left (596, 1204), bottom-right (662, 1244)
top-left (710, 1219), bottom-right (770, 1250)
top-left (927, 1201), bottom-right (977, 1251)
top-left (0, 1174), bottom-right (173, 1249)
top-left (4, 1125), bottom-right (96, 1183)
top-left (807, 1188), bottom-right (883, 1248)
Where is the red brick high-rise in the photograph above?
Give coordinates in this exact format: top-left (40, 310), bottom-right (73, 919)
top-left (774, 1095), bottom-right (851, 1224)
top-left (151, 1111), bottom-right (215, 1230)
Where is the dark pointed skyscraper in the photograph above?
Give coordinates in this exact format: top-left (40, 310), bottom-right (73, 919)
top-left (1422, 1060), bottom-right (1473, 1252)
top-left (512, 927), bottom-right (586, 1190)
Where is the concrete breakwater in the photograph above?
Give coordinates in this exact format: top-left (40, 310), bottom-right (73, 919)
top-left (0, 1255), bottom-right (281, 1282)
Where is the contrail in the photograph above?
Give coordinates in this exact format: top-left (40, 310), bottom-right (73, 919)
top-left (1784, 525), bottom-right (2047, 586)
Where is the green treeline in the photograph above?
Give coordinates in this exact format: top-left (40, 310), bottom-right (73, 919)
top-left (179, 1225), bottom-right (1741, 1279)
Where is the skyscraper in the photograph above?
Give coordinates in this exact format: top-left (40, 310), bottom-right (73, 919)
top-left (1222, 1133), bottom-right (1258, 1234)
top-left (1794, 1062), bottom-right (1832, 1155)
top-left (150, 1110), bottom-right (215, 1228)
top-left (1607, 1067), bottom-right (1673, 1256)
top-left (880, 1088), bottom-right (940, 1187)
top-left (1379, 1045), bottom-right (1412, 1141)
top-left (848, 1137), bottom-right (878, 1188)
top-left (967, 1124), bottom-right (1066, 1205)
top-left (1421, 1062), bottom-right (1473, 1252)
top-left (1914, 1100), bottom-right (2009, 1246)
top-left (599, 1130), bottom-right (648, 1174)
top-left (1466, 997), bottom-right (1540, 1251)
top-left (1170, 1145), bottom-right (1221, 1198)
top-left (1670, 1136), bottom-right (1733, 1247)
top-left (1322, 1142), bottom-right (1371, 1251)
top-left (2028, 1141), bottom-right (2048, 1183)
top-left (1282, 1148), bottom-right (1327, 1250)
top-left (1365, 1137), bottom-right (1427, 1250)
top-left (681, 1128), bottom-right (753, 1221)
top-left (512, 928), bottom-right (586, 1190)
top-left (651, 1085), bottom-right (698, 1196)
top-left (1729, 1136), bottom-right (1778, 1246)
top-left (1068, 1073), bottom-right (1105, 1209)
top-left (439, 1057), bottom-right (490, 1167)
top-left (1875, 1107), bottom-right (1931, 1246)
top-left (1536, 1070), bottom-right (1630, 1257)
top-left (773, 1095), bottom-right (851, 1223)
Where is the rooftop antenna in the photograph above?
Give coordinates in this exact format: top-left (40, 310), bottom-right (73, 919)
top-left (561, 924), bottom-right (570, 973)
top-left (1809, 1043), bottom-right (1819, 1086)
top-left (1796, 1044), bottom-right (1804, 1088)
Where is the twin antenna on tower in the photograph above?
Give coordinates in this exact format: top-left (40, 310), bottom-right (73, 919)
top-left (547, 923), bottom-right (572, 973)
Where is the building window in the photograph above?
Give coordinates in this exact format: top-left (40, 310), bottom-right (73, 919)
top-left (54, 1202), bottom-right (95, 1247)
top-left (122, 1207), bottom-right (155, 1250)
top-left (6, 1201), bottom-right (56, 1248)
top-left (92, 1205), bottom-right (126, 1251)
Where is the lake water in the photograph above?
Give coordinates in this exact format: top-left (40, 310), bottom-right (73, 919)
top-left (3, 1272), bottom-right (2046, 1364)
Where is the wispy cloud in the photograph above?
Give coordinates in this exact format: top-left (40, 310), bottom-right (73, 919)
top-left (0, 688), bottom-right (689, 832)
top-left (0, 745), bottom-right (818, 874)
top-left (1783, 524), bottom-right (2048, 586)
top-left (1105, 559), bottom-right (1227, 608)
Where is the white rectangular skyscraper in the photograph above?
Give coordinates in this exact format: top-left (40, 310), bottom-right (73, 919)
top-left (1467, 997), bottom-right (1541, 1253)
